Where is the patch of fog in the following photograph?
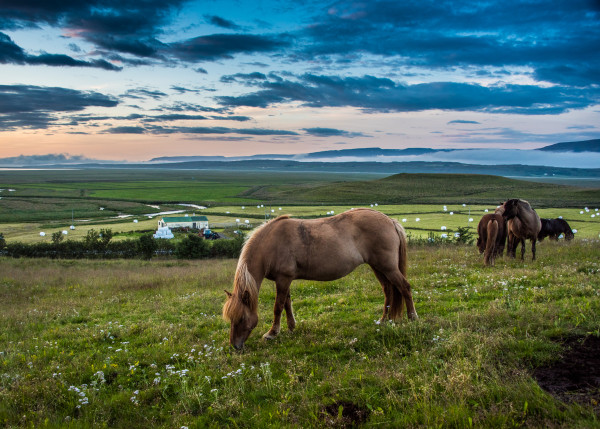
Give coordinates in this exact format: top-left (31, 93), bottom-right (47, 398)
top-left (144, 210), bottom-right (185, 217)
top-left (179, 203), bottom-right (207, 210)
top-left (299, 150), bottom-right (600, 169)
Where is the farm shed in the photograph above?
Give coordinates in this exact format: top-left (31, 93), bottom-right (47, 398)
top-left (158, 216), bottom-right (208, 229)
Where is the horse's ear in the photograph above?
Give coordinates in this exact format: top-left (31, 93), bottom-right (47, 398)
top-left (241, 290), bottom-right (251, 306)
top-left (224, 289), bottom-right (232, 298)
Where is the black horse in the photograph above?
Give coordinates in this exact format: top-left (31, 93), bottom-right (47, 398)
top-left (538, 218), bottom-right (574, 241)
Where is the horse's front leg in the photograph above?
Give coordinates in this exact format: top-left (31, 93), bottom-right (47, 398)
top-left (520, 238), bottom-right (526, 260)
top-left (263, 278), bottom-right (292, 340)
top-left (531, 239), bottom-right (537, 261)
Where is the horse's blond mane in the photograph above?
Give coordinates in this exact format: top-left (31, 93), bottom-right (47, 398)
top-left (223, 215), bottom-right (290, 323)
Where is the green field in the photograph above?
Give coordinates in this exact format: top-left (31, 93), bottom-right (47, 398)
top-left (1, 241), bottom-right (599, 427)
top-left (1, 169), bottom-right (600, 427)
top-left (2, 169), bottom-right (599, 243)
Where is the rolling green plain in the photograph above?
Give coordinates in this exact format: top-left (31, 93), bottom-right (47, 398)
top-left (1, 168), bottom-right (600, 427)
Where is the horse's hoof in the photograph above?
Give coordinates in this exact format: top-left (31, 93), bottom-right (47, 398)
top-left (262, 331), bottom-right (279, 340)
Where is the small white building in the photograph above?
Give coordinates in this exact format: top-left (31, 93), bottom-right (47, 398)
top-left (158, 216), bottom-right (208, 230)
top-left (153, 226), bottom-right (174, 239)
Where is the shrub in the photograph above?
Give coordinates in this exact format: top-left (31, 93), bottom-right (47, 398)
top-left (176, 234), bottom-right (210, 259)
top-left (138, 234), bottom-right (158, 260)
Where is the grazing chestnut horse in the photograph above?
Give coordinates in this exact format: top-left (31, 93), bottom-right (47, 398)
top-left (223, 208), bottom-right (418, 349)
top-left (502, 199), bottom-right (542, 261)
top-left (539, 218), bottom-right (574, 241)
top-left (476, 205), bottom-right (507, 266)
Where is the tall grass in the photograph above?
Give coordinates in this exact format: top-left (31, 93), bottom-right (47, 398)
top-left (0, 240), bottom-right (599, 427)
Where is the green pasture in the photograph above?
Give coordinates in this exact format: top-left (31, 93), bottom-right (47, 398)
top-left (2, 201), bottom-right (600, 244)
top-left (3, 203), bottom-right (600, 244)
top-left (1, 168), bottom-right (599, 243)
top-left (1, 241), bottom-right (599, 427)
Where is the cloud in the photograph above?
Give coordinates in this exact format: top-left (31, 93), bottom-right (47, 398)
top-left (448, 120), bottom-right (481, 125)
top-left (0, 0), bottom-right (187, 53)
top-left (150, 126), bottom-right (299, 136)
top-left (216, 73), bottom-right (600, 114)
top-left (104, 126), bottom-right (147, 134)
top-left (0, 31), bottom-right (121, 70)
top-left (220, 72), bottom-right (268, 84)
top-left (168, 33), bottom-right (291, 62)
top-left (0, 153), bottom-right (95, 166)
top-left (0, 84), bottom-right (118, 130)
top-left (121, 88), bottom-right (168, 100)
top-left (205, 15), bottom-right (242, 30)
top-left (303, 127), bottom-right (367, 138)
top-left (170, 85), bottom-right (202, 94)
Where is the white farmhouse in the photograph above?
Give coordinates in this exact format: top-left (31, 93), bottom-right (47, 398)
top-left (158, 215), bottom-right (208, 230)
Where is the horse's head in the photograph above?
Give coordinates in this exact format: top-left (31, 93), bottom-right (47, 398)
top-left (502, 199), bottom-right (519, 220)
top-left (223, 290), bottom-right (258, 350)
top-left (476, 236), bottom-right (485, 253)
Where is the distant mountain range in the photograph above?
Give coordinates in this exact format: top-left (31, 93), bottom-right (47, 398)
top-left (1, 139), bottom-right (599, 178)
top-left (147, 139), bottom-right (600, 163)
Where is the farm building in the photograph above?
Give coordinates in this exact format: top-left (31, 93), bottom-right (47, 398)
top-left (158, 215), bottom-right (208, 229)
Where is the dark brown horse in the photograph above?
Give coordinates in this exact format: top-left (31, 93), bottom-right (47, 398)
top-left (476, 205), bottom-right (507, 266)
top-left (502, 199), bottom-right (542, 260)
top-left (223, 208), bottom-right (418, 349)
top-left (539, 218), bottom-right (574, 241)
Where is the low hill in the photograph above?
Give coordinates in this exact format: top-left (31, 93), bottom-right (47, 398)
top-left (537, 139), bottom-right (600, 152)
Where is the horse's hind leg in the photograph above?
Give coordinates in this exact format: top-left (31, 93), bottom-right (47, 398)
top-left (373, 270), bottom-right (392, 321)
top-left (263, 277), bottom-right (292, 340)
top-left (381, 268), bottom-right (418, 321)
top-left (520, 238), bottom-right (526, 261)
top-left (284, 291), bottom-right (296, 332)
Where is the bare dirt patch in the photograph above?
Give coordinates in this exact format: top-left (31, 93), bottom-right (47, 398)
top-left (533, 336), bottom-right (600, 413)
top-left (323, 401), bottom-right (369, 427)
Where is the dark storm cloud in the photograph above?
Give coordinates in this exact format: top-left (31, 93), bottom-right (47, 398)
top-left (216, 73), bottom-right (600, 114)
top-left (0, 0), bottom-right (186, 47)
top-left (0, 31), bottom-right (121, 70)
top-left (205, 15), bottom-right (242, 30)
top-left (301, 0), bottom-right (600, 87)
top-left (0, 84), bottom-right (118, 130)
top-left (303, 127), bottom-right (366, 138)
top-left (168, 34), bottom-right (291, 62)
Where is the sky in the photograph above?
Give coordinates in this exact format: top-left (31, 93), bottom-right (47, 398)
top-left (1, 0), bottom-right (599, 162)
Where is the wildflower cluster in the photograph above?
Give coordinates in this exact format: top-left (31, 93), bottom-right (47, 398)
top-left (68, 385), bottom-right (89, 409)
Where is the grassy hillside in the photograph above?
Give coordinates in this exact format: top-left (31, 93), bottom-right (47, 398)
top-left (244, 173), bottom-right (600, 206)
top-left (0, 241), bottom-right (599, 427)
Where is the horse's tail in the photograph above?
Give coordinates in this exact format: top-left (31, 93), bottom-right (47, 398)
top-left (484, 219), bottom-right (498, 266)
top-left (222, 260), bottom-right (258, 323)
top-left (388, 220), bottom-right (408, 320)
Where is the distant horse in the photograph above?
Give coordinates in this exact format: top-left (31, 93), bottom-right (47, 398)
top-left (476, 205), bottom-right (507, 266)
top-left (222, 208), bottom-right (418, 349)
top-left (502, 199), bottom-right (542, 261)
top-left (539, 218), bottom-right (574, 241)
